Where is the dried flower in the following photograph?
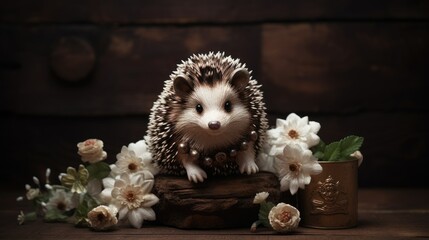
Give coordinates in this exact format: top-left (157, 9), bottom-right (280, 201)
top-left (253, 192), bottom-right (269, 204)
top-left (87, 205), bottom-right (118, 231)
top-left (77, 139), bottom-right (107, 164)
top-left (276, 144), bottom-right (322, 195)
top-left (268, 203), bottom-right (300, 233)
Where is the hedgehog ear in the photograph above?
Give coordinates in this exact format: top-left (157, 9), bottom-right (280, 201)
top-left (174, 75), bottom-right (194, 98)
top-left (230, 68), bottom-right (249, 92)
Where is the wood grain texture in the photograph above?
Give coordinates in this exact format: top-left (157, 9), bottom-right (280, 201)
top-left (2, 23), bottom-right (428, 115)
top-left (153, 172), bottom-right (281, 229)
top-left (1, 0), bottom-right (429, 23)
top-left (0, 26), bottom-right (260, 115)
top-left (261, 23), bottom-right (429, 113)
top-left (2, 189), bottom-right (428, 238)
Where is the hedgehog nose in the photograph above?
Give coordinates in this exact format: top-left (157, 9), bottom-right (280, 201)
top-left (208, 121), bottom-right (221, 130)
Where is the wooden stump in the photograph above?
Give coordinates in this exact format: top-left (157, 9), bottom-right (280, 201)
top-left (153, 171), bottom-right (281, 229)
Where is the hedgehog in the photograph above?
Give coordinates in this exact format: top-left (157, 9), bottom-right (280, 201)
top-left (147, 52), bottom-right (268, 183)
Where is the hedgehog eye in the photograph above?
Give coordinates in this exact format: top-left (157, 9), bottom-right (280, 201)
top-left (195, 104), bottom-right (203, 114)
top-left (224, 100), bottom-right (232, 113)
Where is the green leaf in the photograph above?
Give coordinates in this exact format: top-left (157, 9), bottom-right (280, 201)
top-left (311, 140), bottom-right (326, 160)
top-left (74, 217), bottom-right (90, 228)
top-left (86, 162), bottom-right (111, 180)
top-left (313, 136), bottom-right (364, 162)
top-left (75, 194), bottom-right (99, 219)
top-left (313, 151), bottom-right (324, 159)
top-left (258, 201), bottom-right (275, 228)
top-left (338, 135), bottom-right (364, 159)
top-left (311, 140), bottom-right (326, 153)
top-left (43, 209), bottom-right (69, 222)
top-left (323, 141), bottom-right (341, 161)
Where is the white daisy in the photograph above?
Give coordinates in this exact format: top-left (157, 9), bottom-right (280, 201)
top-left (110, 139), bottom-right (159, 177)
top-left (100, 170), bottom-right (154, 205)
top-left (275, 144), bottom-right (322, 195)
top-left (127, 138), bottom-right (159, 175)
top-left (102, 171), bottom-right (159, 228)
top-left (266, 113), bottom-right (320, 156)
top-left (45, 189), bottom-right (77, 212)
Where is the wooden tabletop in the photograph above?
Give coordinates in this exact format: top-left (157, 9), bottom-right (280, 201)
top-left (1, 188), bottom-right (428, 239)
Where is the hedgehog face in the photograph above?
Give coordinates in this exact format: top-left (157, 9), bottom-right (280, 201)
top-left (176, 82), bottom-right (251, 149)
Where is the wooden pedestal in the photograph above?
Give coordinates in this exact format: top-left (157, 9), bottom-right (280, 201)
top-left (153, 172), bottom-right (281, 229)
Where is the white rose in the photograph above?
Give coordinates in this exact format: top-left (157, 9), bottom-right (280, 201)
top-left (253, 192), bottom-right (269, 204)
top-left (87, 205), bottom-right (118, 230)
top-left (268, 203), bottom-right (300, 232)
top-left (77, 139), bottom-right (107, 163)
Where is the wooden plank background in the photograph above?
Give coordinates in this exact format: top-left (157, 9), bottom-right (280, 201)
top-left (1, 1), bottom-right (428, 189)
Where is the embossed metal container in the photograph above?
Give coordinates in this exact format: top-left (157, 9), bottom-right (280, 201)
top-left (298, 159), bottom-right (358, 229)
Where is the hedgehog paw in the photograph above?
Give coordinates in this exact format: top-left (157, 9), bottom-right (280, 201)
top-left (239, 161), bottom-right (259, 175)
top-left (185, 166), bottom-right (207, 183)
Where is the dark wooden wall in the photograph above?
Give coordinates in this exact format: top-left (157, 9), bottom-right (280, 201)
top-left (1, 1), bottom-right (428, 189)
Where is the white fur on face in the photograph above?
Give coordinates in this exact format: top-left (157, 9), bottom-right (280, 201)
top-left (176, 83), bottom-right (251, 150)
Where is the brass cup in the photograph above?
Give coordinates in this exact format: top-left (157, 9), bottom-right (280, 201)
top-left (298, 159), bottom-right (358, 229)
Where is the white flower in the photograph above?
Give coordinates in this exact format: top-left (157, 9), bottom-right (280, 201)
top-left (256, 151), bottom-right (277, 174)
top-left (253, 192), bottom-right (269, 204)
top-left (111, 139), bottom-right (158, 177)
top-left (275, 144), bottom-right (322, 195)
top-left (17, 211), bottom-right (36, 225)
top-left (100, 176), bottom-right (116, 204)
top-left (17, 211), bottom-right (25, 225)
top-left (45, 189), bottom-right (77, 212)
top-left (86, 179), bottom-right (103, 200)
top-left (45, 168), bottom-right (51, 184)
top-left (350, 150), bottom-right (363, 167)
top-left (32, 176), bottom-right (40, 186)
top-left (77, 139), bottom-right (107, 164)
top-left (266, 113), bottom-right (320, 156)
top-left (25, 187), bottom-right (40, 200)
top-left (128, 138), bottom-right (153, 167)
top-left (102, 171), bottom-right (159, 228)
top-left (268, 203), bottom-right (300, 232)
top-left (87, 205), bottom-right (118, 231)
top-left (59, 165), bottom-right (89, 194)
